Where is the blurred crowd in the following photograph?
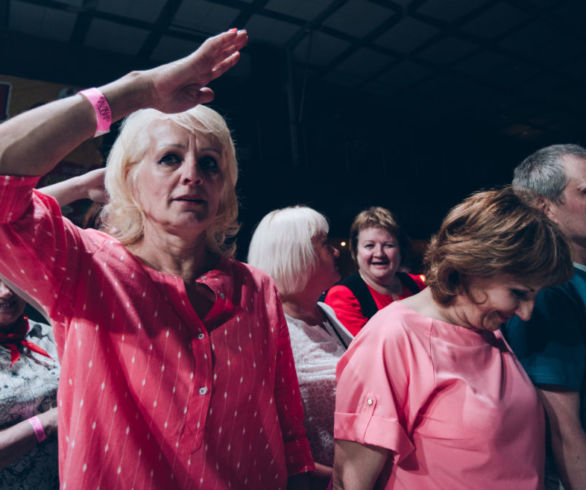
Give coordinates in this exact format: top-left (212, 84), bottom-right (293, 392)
top-left (0, 28), bottom-right (584, 490)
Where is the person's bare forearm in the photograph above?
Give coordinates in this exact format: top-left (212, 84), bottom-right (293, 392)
top-left (0, 407), bottom-right (58, 469)
top-left (0, 72), bottom-right (148, 177)
top-left (39, 175), bottom-right (87, 206)
top-left (333, 440), bottom-right (389, 490)
top-left (538, 388), bottom-right (586, 489)
top-left (551, 427), bottom-right (586, 489)
top-left (313, 462), bottom-right (333, 479)
top-left (0, 28), bottom-right (247, 178)
top-left (39, 168), bottom-right (107, 207)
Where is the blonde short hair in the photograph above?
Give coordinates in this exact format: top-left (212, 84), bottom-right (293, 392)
top-left (101, 105), bottom-right (239, 255)
top-left (247, 206), bottom-right (329, 296)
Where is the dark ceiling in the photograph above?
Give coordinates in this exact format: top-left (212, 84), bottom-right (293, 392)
top-left (2, 0), bottom-right (586, 260)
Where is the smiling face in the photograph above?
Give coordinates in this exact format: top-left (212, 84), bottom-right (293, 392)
top-left (0, 280), bottom-right (26, 328)
top-left (132, 119), bottom-right (225, 241)
top-left (355, 226), bottom-right (401, 287)
top-left (450, 275), bottom-right (538, 331)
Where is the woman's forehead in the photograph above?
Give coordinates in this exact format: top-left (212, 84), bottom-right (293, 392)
top-left (358, 226), bottom-right (396, 241)
top-left (145, 119), bottom-right (222, 153)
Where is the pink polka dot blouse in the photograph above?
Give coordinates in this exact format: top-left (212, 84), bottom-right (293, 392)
top-left (0, 175), bottom-right (314, 489)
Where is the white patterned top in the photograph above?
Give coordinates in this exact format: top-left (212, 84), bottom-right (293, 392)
top-left (0, 319), bottom-right (60, 489)
top-left (285, 304), bottom-right (349, 466)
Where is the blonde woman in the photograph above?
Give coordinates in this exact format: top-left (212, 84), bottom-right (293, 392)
top-left (0, 30), bottom-right (313, 489)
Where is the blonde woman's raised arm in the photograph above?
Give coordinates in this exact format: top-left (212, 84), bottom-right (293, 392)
top-left (0, 29), bottom-right (247, 177)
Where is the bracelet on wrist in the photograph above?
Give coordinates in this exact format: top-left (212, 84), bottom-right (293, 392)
top-left (79, 87), bottom-right (112, 137)
top-left (28, 415), bottom-right (47, 443)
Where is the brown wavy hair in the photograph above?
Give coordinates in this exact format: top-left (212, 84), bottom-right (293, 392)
top-left (424, 186), bottom-right (573, 305)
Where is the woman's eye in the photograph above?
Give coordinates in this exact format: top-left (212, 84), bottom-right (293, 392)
top-left (511, 289), bottom-right (526, 299)
top-left (384, 243), bottom-right (395, 249)
top-left (199, 155), bottom-right (219, 173)
top-left (159, 153), bottom-right (181, 166)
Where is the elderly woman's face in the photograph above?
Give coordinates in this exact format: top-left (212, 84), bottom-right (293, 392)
top-left (133, 119), bottom-right (225, 240)
top-left (356, 227), bottom-right (401, 286)
top-left (0, 280), bottom-right (26, 328)
top-left (453, 275), bottom-right (538, 331)
top-left (311, 233), bottom-right (341, 291)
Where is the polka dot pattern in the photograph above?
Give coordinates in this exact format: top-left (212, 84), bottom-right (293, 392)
top-left (0, 177), bottom-right (314, 489)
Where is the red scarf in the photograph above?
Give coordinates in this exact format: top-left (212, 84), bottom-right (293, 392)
top-left (0, 317), bottom-right (52, 366)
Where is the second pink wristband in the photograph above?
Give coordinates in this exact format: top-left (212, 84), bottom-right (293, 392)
top-left (28, 415), bottom-right (47, 443)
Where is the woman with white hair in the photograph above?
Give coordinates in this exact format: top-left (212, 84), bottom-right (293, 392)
top-left (0, 30), bottom-right (313, 489)
top-left (248, 206), bottom-right (353, 486)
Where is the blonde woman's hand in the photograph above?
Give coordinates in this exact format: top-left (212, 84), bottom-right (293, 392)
top-left (144, 29), bottom-right (248, 113)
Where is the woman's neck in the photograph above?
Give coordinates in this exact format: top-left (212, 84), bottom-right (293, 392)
top-left (359, 270), bottom-right (403, 297)
top-left (281, 293), bottom-right (324, 326)
top-left (128, 229), bottom-right (216, 283)
top-left (402, 288), bottom-right (466, 327)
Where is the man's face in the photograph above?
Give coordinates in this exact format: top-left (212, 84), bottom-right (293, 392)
top-left (547, 155), bottom-right (586, 255)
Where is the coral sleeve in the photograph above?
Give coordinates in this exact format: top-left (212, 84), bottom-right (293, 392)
top-left (0, 175), bottom-right (82, 324)
top-left (334, 316), bottom-right (415, 462)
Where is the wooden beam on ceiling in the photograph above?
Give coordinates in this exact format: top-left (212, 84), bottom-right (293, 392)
top-left (137, 0), bottom-right (184, 61)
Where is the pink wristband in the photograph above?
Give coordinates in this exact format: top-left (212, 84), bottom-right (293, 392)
top-left (79, 87), bottom-right (112, 137)
top-left (28, 415), bottom-right (47, 443)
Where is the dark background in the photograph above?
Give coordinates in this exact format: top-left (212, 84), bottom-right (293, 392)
top-left (2, 0), bottom-right (586, 268)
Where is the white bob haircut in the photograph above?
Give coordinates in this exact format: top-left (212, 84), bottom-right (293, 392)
top-left (248, 206), bottom-right (329, 296)
top-left (101, 105), bottom-right (239, 256)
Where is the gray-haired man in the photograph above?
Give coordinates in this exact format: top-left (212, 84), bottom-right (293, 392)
top-left (505, 144), bottom-right (586, 489)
